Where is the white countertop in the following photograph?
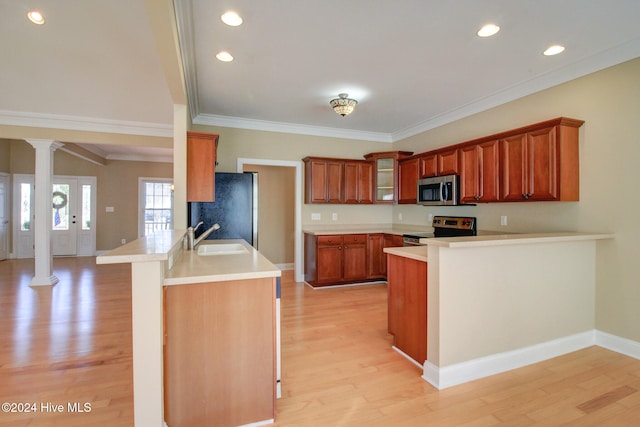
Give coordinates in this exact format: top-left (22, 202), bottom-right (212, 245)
top-left (164, 239), bottom-right (281, 285)
top-left (303, 224), bottom-right (430, 236)
top-left (96, 229), bottom-right (186, 264)
top-left (383, 245), bottom-right (428, 262)
top-left (419, 232), bottom-right (615, 248)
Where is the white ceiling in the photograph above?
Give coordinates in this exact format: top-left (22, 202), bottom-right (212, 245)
top-left (2, 0), bottom-right (640, 159)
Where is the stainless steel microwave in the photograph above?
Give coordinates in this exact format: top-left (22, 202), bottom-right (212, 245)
top-left (417, 174), bottom-right (459, 206)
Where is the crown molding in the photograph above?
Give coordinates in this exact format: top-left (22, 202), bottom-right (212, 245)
top-left (173, 0), bottom-right (199, 121)
top-left (0, 110), bottom-right (173, 138)
top-left (392, 37), bottom-right (640, 142)
top-left (193, 113), bottom-right (392, 143)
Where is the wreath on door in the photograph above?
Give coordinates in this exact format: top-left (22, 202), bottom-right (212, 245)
top-left (52, 191), bottom-right (67, 226)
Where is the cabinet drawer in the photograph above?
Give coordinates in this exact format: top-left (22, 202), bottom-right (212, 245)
top-left (318, 235), bottom-right (344, 246)
top-left (343, 234), bottom-right (367, 244)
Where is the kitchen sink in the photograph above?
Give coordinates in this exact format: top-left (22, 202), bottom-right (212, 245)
top-left (197, 243), bottom-right (249, 256)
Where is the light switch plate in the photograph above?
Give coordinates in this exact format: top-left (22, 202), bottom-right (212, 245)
top-left (311, 213), bottom-right (321, 221)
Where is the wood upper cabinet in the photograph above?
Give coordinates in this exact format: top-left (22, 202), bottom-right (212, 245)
top-left (459, 140), bottom-right (500, 203)
top-left (344, 161), bottom-right (373, 204)
top-left (500, 122), bottom-right (580, 201)
top-left (438, 148), bottom-right (460, 175)
top-left (187, 131), bottom-right (219, 202)
top-left (419, 154), bottom-right (437, 178)
top-left (397, 157), bottom-right (420, 204)
top-left (419, 149), bottom-right (458, 178)
top-left (364, 151), bottom-right (413, 204)
top-left (303, 158), bottom-right (345, 203)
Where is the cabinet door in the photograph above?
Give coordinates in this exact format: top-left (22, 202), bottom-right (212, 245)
top-left (344, 161), bottom-right (373, 204)
top-left (306, 159), bottom-right (329, 203)
top-left (398, 158), bottom-right (419, 204)
top-left (367, 234), bottom-right (386, 278)
top-left (358, 162), bottom-right (374, 204)
top-left (460, 141), bottom-right (500, 203)
top-left (527, 126), bottom-right (557, 200)
top-left (317, 245), bottom-right (343, 283)
top-left (459, 145), bottom-right (479, 204)
top-left (437, 149), bottom-right (459, 175)
top-left (500, 133), bottom-right (528, 201)
top-left (187, 132), bottom-right (218, 202)
top-left (501, 128), bottom-right (558, 201)
top-left (343, 234), bottom-right (367, 281)
top-left (419, 154), bottom-right (437, 178)
top-left (326, 161), bottom-right (344, 203)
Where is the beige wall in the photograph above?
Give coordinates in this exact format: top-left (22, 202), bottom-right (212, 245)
top-left (394, 58), bottom-right (640, 342)
top-left (4, 139), bottom-right (173, 251)
top-left (243, 164), bottom-right (295, 265)
top-left (0, 140), bottom-right (9, 172)
top-left (191, 124), bottom-right (396, 226)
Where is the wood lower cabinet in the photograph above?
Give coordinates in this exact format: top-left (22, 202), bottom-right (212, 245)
top-left (164, 278), bottom-right (276, 427)
top-left (459, 140), bottom-right (500, 203)
top-left (187, 131), bottom-right (219, 202)
top-left (387, 254), bottom-right (427, 364)
top-left (305, 232), bottom-right (402, 286)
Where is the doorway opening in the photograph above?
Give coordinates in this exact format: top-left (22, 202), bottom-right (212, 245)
top-left (237, 158), bottom-right (303, 282)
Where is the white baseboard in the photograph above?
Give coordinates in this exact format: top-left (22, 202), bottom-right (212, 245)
top-left (595, 329), bottom-right (640, 360)
top-left (422, 330), bottom-right (640, 390)
top-left (275, 263), bottom-right (294, 270)
top-left (423, 331), bottom-right (596, 390)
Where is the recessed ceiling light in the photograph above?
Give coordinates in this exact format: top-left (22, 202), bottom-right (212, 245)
top-left (477, 23), bottom-right (500, 37)
top-left (216, 51), bottom-right (234, 62)
top-left (221, 11), bottom-right (243, 26)
top-left (543, 45), bottom-right (565, 56)
top-left (27, 10), bottom-right (45, 25)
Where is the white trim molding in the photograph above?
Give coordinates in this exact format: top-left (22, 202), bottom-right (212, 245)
top-left (422, 329), bottom-right (640, 390)
top-left (236, 158), bottom-right (304, 283)
top-left (595, 329), bottom-right (640, 360)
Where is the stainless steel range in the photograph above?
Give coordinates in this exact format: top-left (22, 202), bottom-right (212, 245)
top-left (403, 216), bottom-right (477, 246)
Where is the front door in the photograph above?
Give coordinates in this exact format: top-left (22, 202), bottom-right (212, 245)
top-left (51, 178), bottom-right (78, 256)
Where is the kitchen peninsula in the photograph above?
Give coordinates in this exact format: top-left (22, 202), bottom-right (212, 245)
top-left (96, 233), bottom-right (280, 427)
top-left (384, 232), bottom-right (614, 390)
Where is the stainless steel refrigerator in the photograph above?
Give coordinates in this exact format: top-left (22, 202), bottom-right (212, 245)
top-left (187, 172), bottom-right (258, 248)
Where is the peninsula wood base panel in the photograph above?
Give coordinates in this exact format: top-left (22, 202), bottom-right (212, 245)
top-left (163, 278), bottom-right (276, 427)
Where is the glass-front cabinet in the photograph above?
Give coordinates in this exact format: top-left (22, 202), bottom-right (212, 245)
top-left (364, 151), bottom-right (413, 203)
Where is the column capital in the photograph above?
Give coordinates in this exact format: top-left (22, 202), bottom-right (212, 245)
top-left (25, 139), bottom-right (65, 151)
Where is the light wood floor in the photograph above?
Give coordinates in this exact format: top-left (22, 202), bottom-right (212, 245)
top-left (1, 258), bottom-right (639, 426)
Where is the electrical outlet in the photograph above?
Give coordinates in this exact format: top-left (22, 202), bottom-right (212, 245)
top-left (121, 238), bottom-right (127, 244)
top-left (427, 213), bottom-right (434, 221)
top-left (398, 213), bottom-right (403, 221)
top-left (311, 213), bottom-right (321, 221)
top-left (500, 215), bottom-right (508, 226)
top-left (332, 212), bottom-right (338, 221)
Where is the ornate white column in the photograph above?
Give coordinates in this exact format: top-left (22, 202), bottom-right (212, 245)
top-left (26, 139), bottom-right (64, 286)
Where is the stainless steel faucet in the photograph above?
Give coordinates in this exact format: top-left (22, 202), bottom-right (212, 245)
top-left (187, 222), bottom-right (221, 250)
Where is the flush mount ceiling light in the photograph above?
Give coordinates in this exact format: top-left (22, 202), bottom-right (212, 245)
top-left (27, 10), bottom-right (45, 25)
top-left (216, 51), bottom-right (234, 62)
top-left (330, 93), bottom-right (358, 117)
top-left (543, 44), bottom-right (565, 56)
top-left (477, 23), bottom-right (500, 37)
top-left (221, 11), bottom-right (243, 26)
